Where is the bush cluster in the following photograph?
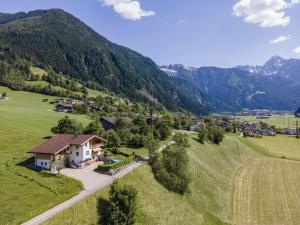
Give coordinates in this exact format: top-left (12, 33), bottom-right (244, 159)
top-left (150, 144), bottom-right (190, 194)
top-left (97, 156), bottom-right (134, 173)
top-left (197, 125), bottom-right (224, 145)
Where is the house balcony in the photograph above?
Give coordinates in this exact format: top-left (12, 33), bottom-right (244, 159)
top-left (90, 144), bottom-right (103, 153)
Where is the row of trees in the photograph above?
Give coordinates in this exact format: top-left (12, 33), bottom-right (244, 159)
top-left (149, 133), bottom-right (190, 194)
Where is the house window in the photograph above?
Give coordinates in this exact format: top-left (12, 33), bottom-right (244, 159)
top-left (76, 152), bottom-right (79, 156)
top-left (41, 162), bottom-right (44, 166)
top-left (85, 143), bottom-right (88, 147)
top-left (86, 151), bottom-right (89, 156)
top-left (76, 146), bottom-right (79, 149)
top-left (44, 162), bottom-right (47, 166)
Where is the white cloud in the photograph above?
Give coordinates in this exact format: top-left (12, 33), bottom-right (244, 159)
top-left (270, 35), bottom-right (291, 44)
top-left (233, 0), bottom-right (300, 27)
top-left (293, 46), bottom-right (300, 55)
top-left (102, 0), bottom-right (155, 20)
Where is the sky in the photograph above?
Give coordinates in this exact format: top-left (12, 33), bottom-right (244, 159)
top-left (0, 0), bottom-right (300, 68)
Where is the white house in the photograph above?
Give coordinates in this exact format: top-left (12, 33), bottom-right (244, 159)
top-left (28, 134), bottom-right (107, 171)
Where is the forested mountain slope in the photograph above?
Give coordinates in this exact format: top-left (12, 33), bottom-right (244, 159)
top-left (0, 9), bottom-right (209, 114)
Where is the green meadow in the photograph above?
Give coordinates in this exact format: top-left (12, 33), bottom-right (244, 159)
top-left (0, 86), bottom-right (90, 225)
top-left (2, 85), bottom-right (300, 225)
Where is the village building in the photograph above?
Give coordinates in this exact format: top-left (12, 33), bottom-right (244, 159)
top-left (28, 134), bottom-right (107, 172)
top-left (101, 117), bottom-right (133, 130)
top-left (56, 103), bottom-right (73, 113)
top-left (279, 128), bottom-right (297, 135)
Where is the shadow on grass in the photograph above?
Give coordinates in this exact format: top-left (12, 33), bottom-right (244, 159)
top-left (97, 197), bottom-right (110, 225)
top-left (16, 156), bottom-right (35, 167)
top-left (43, 135), bottom-right (53, 140)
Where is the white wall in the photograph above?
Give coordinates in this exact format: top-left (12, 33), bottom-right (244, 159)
top-left (36, 159), bottom-right (51, 170)
top-left (69, 142), bottom-right (91, 165)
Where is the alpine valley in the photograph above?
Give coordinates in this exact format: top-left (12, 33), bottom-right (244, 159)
top-left (161, 56), bottom-right (300, 112)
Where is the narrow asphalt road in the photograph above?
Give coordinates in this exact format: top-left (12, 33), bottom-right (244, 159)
top-left (21, 142), bottom-right (173, 225)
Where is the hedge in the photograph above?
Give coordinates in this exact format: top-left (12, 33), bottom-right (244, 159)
top-left (97, 156), bottom-right (135, 173)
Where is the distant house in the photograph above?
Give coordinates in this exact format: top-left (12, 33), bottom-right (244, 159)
top-left (28, 134), bottom-right (107, 171)
top-left (101, 117), bottom-right (119, 130)
top-left (56, 103), bottom-right (73, 113)
top-left (101, 117), bottom-right (133, 130)
top-left (279, 128), bottom-right (297, 135)
top-left (66, 98), bottom-right (85, 105)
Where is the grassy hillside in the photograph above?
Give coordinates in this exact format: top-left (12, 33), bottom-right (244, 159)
top-left (42, 136), bottom-right (255, 225)
top-left (233, 155), bottom-right (300, 225)
top-left (231, 136), bottom-right (300, 225)
top-left (238, 136), bottom-right (300, 160)
top-left (0, 86), bottom-right (90, 225)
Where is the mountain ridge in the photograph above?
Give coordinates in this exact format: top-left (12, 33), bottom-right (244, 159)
top-left (0, 9), bottom-right (209, 114)
top-left (160, 57), bottom-right (300, 111)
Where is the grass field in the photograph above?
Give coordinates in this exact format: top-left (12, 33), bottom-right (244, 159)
top-left (42, 136), bottom-right (255, 225)
top-left (238, 136), bottom-right (300, 160)
top-left (233, 156), bottom-right (300, 225)
top-left (231, 136), bottom-right (300, 225)
top-left (234, 115), bottom-right (300, 128)
top-left (0, 86), bottom-right (90, 225)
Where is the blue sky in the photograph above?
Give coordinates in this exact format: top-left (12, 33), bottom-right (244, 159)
top-left (1, 0), bottom-right (300, 67)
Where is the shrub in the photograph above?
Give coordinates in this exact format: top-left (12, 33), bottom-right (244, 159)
top-left (97, 156), bottom-right (134, 173)
top-left (173, 132), bottom-right (190, 148)
top-left (197, 125), bottom-right (207, 144)
top-left (105, 130), bottom-right (121, 148)
top-left (106, 181), bottom-right (138, 225)
top-left (207, 125), bottom-right (224, 145)
top-left (51, 116), bottom-right (83, 134)
top-left (150, 145), bottom-right (190, 194)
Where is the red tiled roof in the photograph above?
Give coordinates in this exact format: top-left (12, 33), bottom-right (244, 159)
top-left (28, 134), bottom-right (104, 154)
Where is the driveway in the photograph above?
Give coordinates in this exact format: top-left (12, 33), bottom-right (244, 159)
top-left (60, 162), bottom-right (113, 190)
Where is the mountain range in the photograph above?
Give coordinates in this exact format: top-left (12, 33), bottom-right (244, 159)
top-left (0, 9), bottom-right (209, 115)
top-left (161, 56), bottom-right (300, 111)
top-left (0, 9), bottom-right (299, 114)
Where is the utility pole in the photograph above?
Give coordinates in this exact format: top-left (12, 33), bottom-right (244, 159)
top-left (296, 121), bottom-right (299, 139)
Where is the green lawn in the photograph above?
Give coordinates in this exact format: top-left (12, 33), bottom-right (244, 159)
top-left (235, 115), bottom-right (300, 128)
top-left (238, 135), bottom-right (300, 160)
top-left (0, 86), bottom-right (90, 225)
top-left (42, 136), bottom-right (255, 225)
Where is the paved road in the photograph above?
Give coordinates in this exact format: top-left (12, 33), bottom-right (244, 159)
top-left (21, 142), bottom-right (173, 225)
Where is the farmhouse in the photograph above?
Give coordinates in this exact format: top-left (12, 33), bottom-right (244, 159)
top-left (28, 134), bottom-right (107, 171)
